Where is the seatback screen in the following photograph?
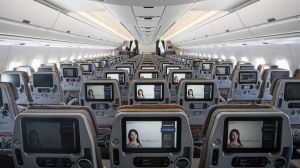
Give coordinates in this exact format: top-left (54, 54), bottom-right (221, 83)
top-left (117, 67), bottom-right (131, 74)
top-left (216, 66), bottom-right (230, 76)
top-left (135, 84), bottom-right (163, 101)
top-left (202, 63), bottom-right (212, 71)
top-left (162, 63), bottom-right (171, 70)
top-left (270, 71), bottom-right (289, 83)
top-left (85, 84), bottom-right (113, 101)
top-left (80, 64), bottom-right (92, 72)
top-left (193, 61), bottom-right (201, 68)
top-left (38, 68), bottom-right (53, 72)
top-left (141, 66), bottom-right (155, 70)
top-left (139, 73), bottom-right (158, 79)
top-left (22, 118), bottom-right (80, 154)
top-left (106, 73), bottom-right (125, 85)
top-left (63, 68), bottom-right (78, 78)
top-left (122, 117), bottom-right (181, 153)
top-left (223, 117), bottom-right (282, 153)
top-left (284, 82), bottom-right (300, 101)
top-left (173, 72), bottom-right (192, 84)
top-left (1, 74), bottom-right (21, 87)
top-left (240, 65), bottom-right (254, 70)
top-left (166, 67), bottom-right (180, 75)
top-left (239, 72), bottom-right (257, 84)
top-left (185, 84), bottom-right (213, 101)
top-left (33, 74), bottom-right (53, 87)
top-left (95, 62), bottom-right (102, 68)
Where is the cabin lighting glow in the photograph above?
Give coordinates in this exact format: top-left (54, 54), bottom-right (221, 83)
top-left (275, 59), bottom-right (290, 71)
top-left (241, 57), bottom-right (249, 62)
top-left (31, 59), bottom-right (42, 71)
top-left (254, 58), bottom-right (266, 69)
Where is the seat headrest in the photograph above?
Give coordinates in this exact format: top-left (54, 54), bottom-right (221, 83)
top-left (118, 104), bottom-right (185, 113)
top-left (270, 77), bottom-right (292, 95)
top-left (203, 104), bottom-right (276, 136)
top-left (0, 82), bottom-right (19, 100)
top-left (26, 106), bottom-right (98, 134)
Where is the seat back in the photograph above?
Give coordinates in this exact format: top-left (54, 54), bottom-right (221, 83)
top-left (271, 78), bottom-right (300, 126)
top-left (109, 104), bottom-right (193, 168)
top-left (0, 82), bottom-right (21, 154)
top-left (80, 79), bottom-right (121, 126)
top-left (103, 70), bottom-right (129, 104)
top-left (168, 70), bottom-right (195, 102)
top-left (116, 65), bottom-right (133, 80)
top-left (162, 65), bottom-right (181, 79)
top-left (199, 62), bottom-right (215, 79)
top-left (128, 79), bottom-right (170, 105)
top-left (259, 69), bottom-right (290, 101)
top-left (1, 71), bottom-right (33, 105)
top-left (136, 70), bottom-right (161, 79)
top-left (199, 104), bottom-right (292, 168)
top-left (60, 66), bottom-right (83, 91)
top-left (30, 72), bottom-right (63, 105)
top-left (177, 79), bottom-right (220, 126)
top-left (12, 106), bottom-right (103, 168)
top-left (80, 63), bottom-right (96, 81)
top-left (14, 66), bottom-right (35, 77)
top-left (228, 70), bottom-right (261, 103)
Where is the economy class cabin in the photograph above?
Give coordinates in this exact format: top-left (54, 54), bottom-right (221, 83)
top-left (0, 0), bottom-right (300, 168)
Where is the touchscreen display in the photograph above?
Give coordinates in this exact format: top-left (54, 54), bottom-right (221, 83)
top-left (80, 64), bottom-right (92, 72)
top-left (122, 117), bottom-right (181, 153)
top-left (106, 73), bottom-right (125, 84)
top-left (85, 84), bottom-right (113, 101)
top-left (185, 84), bottom-right (213, 101)
top-left (239, 72), bottom-right (257, 84)
top-left (135, 84), bottom-right (163, 101)
top-left (216, 66), bottom-right (230, 75)
top-left (173, 72), bottom-right (192, 84)
top-left (1, 74), bottom-right (21, 87)
top-left (33, 74), bottom-right (53, 87)
top-left (284, 82), bottom-right (300, 101)
top-left (22, 118), bottom-right (80, 154)
top-left (223, 117), bottom-right (282, 153)
top-left (63, 68), bottom-right (78, 78)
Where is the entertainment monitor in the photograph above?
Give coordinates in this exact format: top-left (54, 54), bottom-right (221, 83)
top-left (122, 117), bottom-right (181, 153)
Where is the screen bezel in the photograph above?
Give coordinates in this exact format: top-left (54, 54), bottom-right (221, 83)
top-left (141, 66), bottom-right (156, 70)
top-left (22, 117), bottom-right (81, 154)
top-left (202, 63), bottom-right (213, 71)
top-left (166, 66), bottom-right (180, 74)
top-left (134, 83), bottom-right (164, 101)
top-left (215, 66), bottom-right (230, 76)
top-left (80, 64), bottom-right (93, 73)
top-left (284, 82), bottom-right (300, 101)
top-left (122, 117), bottom-right (182, 153)
top-left (105, 72), bottom-right (125, 85)
top-left (270, 71), bottom-right (289, 83)
top-left (63, 68), bottom-right (78, 78)
top-left (117, 67), bottom-right (131, 74)
top-left (85, 83), bottom-right (114, 101)
top-left (223, 117), bottom-right (282, 153)
top-left (185, 83), bottom-right (214, 101)
top-left (172, 72), bottom-right (192, 84)
top-left (33, 74), bottom-right (54, 88)
top-left (1, 74), bottom-right (21, 87)
top-left (238, 71), bottom-right (257, 84)
top-left (139, 72), bottom-right (158, 79)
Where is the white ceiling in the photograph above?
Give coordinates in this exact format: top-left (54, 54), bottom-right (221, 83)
top-left (36, 0), bottom-right (251, 45)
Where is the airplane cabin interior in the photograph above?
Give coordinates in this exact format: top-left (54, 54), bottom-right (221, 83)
top-left (0, 0), bottom-right (300, 167)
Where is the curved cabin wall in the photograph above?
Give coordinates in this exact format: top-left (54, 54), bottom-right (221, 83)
top-left (173, 0), bottom-right (300, 72)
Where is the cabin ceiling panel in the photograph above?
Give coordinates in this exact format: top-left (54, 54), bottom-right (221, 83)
top-left (133, 7), bottom-right (164, 17)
